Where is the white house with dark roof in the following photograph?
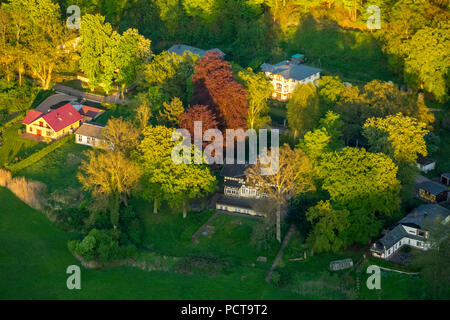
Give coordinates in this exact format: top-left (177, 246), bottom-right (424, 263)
top-left (416, 155), bottom-right (436, 173)
top-left (75, 123), bottom-right (105, 147)
top-left (370, 204), bottom-right (450, 259)
top-left (216, 163), bottom-right (266, 216)
top-left (167, 44), bottom-right (225, 58)
top-left (261, 54), bottom-right (321, 101)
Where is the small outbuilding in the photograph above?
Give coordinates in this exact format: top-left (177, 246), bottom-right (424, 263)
top-left (441, 173), bottom-right (450, 186)
top-left (75, 123), bottom-right (105, 147)
top-left (416, 155), bottom-right (436, 173)
top-left (417, 181), bottom-right (448, 203)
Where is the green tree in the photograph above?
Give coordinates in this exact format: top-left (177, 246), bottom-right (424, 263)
top-left (158, 97), bottom-right (184, 127)
top-left (238, 67), bottom-right (272, 129)
top-left (246, 144), bottom-right (315, 242)
top-left (363, 113), bottom-right (429, 164)
top-left (136, 126), bottom-right (216, 217)
top-left (78, 149), bottom-right (141, 228)
top-left (140, 50), bottom-right (197, 103)
top-left (317, 147), bottom-right (401, 244)
top-left (286, 82), bottom-right (320, 140)
top-left (413, 217), bottom-right (450, 299)
top-left (306, 200), bottom-right (350, 253)
top-left (404, 23), bottom-right (450, 102)
top-left (101, 117), bottom-right (141, 156)
top-left (80, 14), bottom-right (151, 94)
top-left (317, 75), bottom-right (346, 111)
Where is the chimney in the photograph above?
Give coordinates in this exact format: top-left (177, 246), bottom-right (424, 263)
top-left (286, 61), bottom-right (290, 66)
top-left (414, 211), bottom-right (418, 218)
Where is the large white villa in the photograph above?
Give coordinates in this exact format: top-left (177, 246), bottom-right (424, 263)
top-left (261, 54), bottom-right (322, 101)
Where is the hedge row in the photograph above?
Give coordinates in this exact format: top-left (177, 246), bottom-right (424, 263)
top-left (8, 134), bottom-right (73, 174)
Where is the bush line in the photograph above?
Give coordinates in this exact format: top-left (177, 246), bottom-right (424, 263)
top-left (8, 134), bottom-right (73, 174)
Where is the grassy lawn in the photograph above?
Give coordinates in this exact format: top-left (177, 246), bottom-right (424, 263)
top-left (0, 187), bottom-right (301, 299)
top-left (274, 231), bottom-right (429, 299)
top-left (0, 123), bottom-right (46, 167)
top-left (140, 202), bottom-right (280, 265)
top-left (17, 140), bottom-right (89, 192)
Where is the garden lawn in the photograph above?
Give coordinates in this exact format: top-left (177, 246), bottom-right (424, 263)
top-left (140, 202), bottom-right (280, 266)
top-left (276, 231), bottom-right (428, 299)
top-left (0, 187), bottom-right (300, 299)
top-left (0, 123), bottom-right (45, 167)
top-left (17, 140), bottom-right (89, 192)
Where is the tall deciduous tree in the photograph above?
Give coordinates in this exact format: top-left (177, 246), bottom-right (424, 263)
top-left (238, 68), bottom-right (272, 129)
top-left (136, 126), bottom-right (216, 217)
top-left (363, 113), bottom-right (429, 164)
top-left (158, 97), bottom-right (184, 127)
top-left (317, 147), bottom-right (401, 244)
top-left (404, 22), bottom-right (450, 102)
top-left (78, 149), bottom-right (141, 228)
top-left (139, 50), bottom-right (198, 103)
top-left (306, 200), bottom-right (350, 253)
top-left (179, 104), bottom-right (218, 145)
top-left (286, 82), bottom-right (320, 140)
top-left (2, 0), bottom-right (73, 89)
top-left (413, 217), bottom-right (450, 299)
top-left (80, 14), bottom-right (150, 94)
top-left (191, 51), bottom-right (248, 130)
top-left (246, 144), bottom-right (315, 242)
top-left (101, 117), bottom-right (141, 156)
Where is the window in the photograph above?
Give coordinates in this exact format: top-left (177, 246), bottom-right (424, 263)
top-left (29, 127), bottom-right (32, 132)
top-left (39, 121), bottom-right (43, 127)
top-left (78, 135), bottom-right (83, 142)
top-left (47, 131), bottom-right (51, 136)
top-left (417, 241), bottom-right (422, 247)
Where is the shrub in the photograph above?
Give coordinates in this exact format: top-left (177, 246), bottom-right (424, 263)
top-left (271, 271), bottom-right (281, 287)
top-left (68, 228), bottom-right (132, 263)
top-left (119, 206), bottom-right (143, 246)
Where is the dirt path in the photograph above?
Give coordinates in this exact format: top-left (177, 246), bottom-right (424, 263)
top-left (192, 211), bottom-right (220, 244)
top-left (265, 224), bottom-right (296, 283)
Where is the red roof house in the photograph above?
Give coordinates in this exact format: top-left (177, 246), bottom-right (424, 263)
top-left (23, 104), bottom-right (83, 140)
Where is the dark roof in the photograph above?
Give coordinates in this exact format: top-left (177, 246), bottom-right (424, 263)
top-left (399, 204), bottom-right (450, 229)
top-left (167, 44), bottom-right (225, 57)
top-left (220, 163), bottom-right (250, 178)
top-left (417, 155), bottom-right (435, 166)
top-left (216, 195), bottom-right (253, 209)
top-left (223, 180), bottom-right (243, 188)
top-left (75, 123), bottom-right (105, 139)
top-left (418, 181), bottom-right (448, 195)
top-left (379, 225), bottom-right (407, 249)
top-left (261, 60), bottom-right (321, 81)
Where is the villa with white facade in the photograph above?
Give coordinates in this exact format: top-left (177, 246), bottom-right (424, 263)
top-left (370, 204), bottom-right (450, 259)
top-left (261, 54), bottom-right (322, 101)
